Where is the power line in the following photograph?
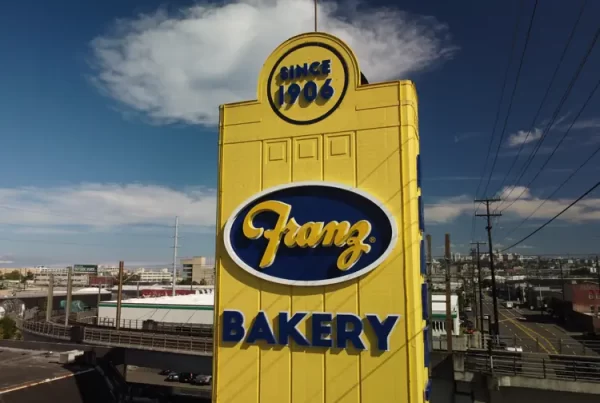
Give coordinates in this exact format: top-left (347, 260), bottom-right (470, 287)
top-left (499, 93), bottom-right (600, 241)
top-left (471, 3), bottom-right (525, 240)
top-left (481, 0), bottom-right (539, 198)
top-left (500, 72), bottom-right (600, 214)
top-left (501, 181), bottom-right (600, 252)
top-left (491, 0), bottom-right (588, 197)
top-left (495, 24), bottom-right (600, 209)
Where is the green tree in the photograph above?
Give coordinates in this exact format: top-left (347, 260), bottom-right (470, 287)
top-left (0, 317), bottom-right (17, 339)
top-left (199, 279), bottom-right (207, 286)
top-left (4, 270), bottom-right (21, 281)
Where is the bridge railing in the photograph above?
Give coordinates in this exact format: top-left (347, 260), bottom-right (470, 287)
top-left (16, 318), bottom-right (71, 340)
top-left (75, 316), bottom-right (214, 337)
top-left (466, 351), bottom-right (600, 383)
top-left (82, 326), bottom-right (213, 355)
top-left (479, 334), bottom-right (600, 356)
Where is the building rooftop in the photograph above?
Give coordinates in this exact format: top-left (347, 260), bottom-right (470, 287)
top-left (103, 291), bottom-right (214, 306)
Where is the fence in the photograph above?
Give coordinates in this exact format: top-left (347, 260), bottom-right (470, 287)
top-left (16, 318), bottom-right (71, 340)
top-left (466, 351), bottom-right (600, 383)
top-left (82, 327), bottom-right (213, 355)
top-left (75, 316), bottom-right (214, 338)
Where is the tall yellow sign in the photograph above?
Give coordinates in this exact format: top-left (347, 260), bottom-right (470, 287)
top-left (213, 32), bottom-right (429, 403)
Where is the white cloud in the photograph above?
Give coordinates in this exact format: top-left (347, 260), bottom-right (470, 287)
top-left (0, 184), bottom-right (216, 230)
top-left (90, 0), bottom-right (456, 125)
top-left (425, 186), bottom-right (600, 225)
top-left (570, 118), bottom-right (600, 130)
top-left (517, 245), bottom-right (533, 249)
top-left (507, 128), bottom-right (542, 147)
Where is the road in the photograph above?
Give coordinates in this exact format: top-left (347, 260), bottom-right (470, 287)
top-left (478, 297), bottom-right (598, 356)
top-left (126, 366), bottom-right (212, 398)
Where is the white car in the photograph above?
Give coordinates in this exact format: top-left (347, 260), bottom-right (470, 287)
top-left (465, 306), bottom-right (472, 312)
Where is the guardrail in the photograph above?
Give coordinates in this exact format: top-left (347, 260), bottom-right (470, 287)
top-left (82, 327), bottom-right (213, 355)
top-left (466, 351), bottom-right (600, 383)
top-left (480, 334), bottom-right (600, 356)
top-left (75, 316), bottom-right (214, 337)
top-left (16, 318), bottom-right (71, 340)
top-left (434, 334), bottom-right (600, 356)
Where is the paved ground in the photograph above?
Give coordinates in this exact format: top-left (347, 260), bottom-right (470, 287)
top-left (478, 297), bottom-right (598, 356)
top-left (0, 347), bottom-right (114, 402)
top-left (0, 347), bottom-right (91, 392)
top-left (126, 366), bottom-right (211, 398)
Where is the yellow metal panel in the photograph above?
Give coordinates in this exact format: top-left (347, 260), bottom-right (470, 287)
top-left (291, 135), bottom-right (324, 403)
top-left (260, 139), bottom-right (292, 402)
top-left (215, 141), bottom-right (262, 403)
top-left (356, 126), bottom-right (409, 402)
top-left (214, 32), bottom-right (426, 403)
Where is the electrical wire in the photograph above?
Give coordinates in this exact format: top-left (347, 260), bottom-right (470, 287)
top-left (481, 0), bottom-right (539, 198)
top-left (500, 180), bottom-right (600, 252)
top-left (491, 0), bottom-right (588, 198)
top-left (495, 25), bottom-right (600, 210)
top-left (471, 2), bottom-right (525, 240)
top-left (500, 138), bottom-right (600, 241)
top-left (500, 73), bottom-right (600, 214)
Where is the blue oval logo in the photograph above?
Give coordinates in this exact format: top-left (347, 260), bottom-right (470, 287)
top-left (223, 181), bottom-right (397, 286)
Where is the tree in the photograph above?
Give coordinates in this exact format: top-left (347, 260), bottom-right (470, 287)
top-left (4, 270), bottom-right (21, 281)
top-left (199, 279), bottom-right (207, 286)
top-left (0, 317), bottom-right (17, 339)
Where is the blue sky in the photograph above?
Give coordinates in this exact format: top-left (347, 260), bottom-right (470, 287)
top-left (1, 0), bottom-right (599, 267)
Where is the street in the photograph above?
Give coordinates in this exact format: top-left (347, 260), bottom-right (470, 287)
top-left (477, 296), bottom-right (599, 356)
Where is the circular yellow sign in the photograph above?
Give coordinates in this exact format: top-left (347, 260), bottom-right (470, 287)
top-left (267, 42), bottom-right (348, 125)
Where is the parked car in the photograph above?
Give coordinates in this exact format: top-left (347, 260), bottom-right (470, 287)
top-left (179, 373), bottom-right (195, 383)
top-left (191, 375), bottom-right (212, 386)
top-left (159, 369), bottom-right (171, 375)
top-left (465, 306), bottom-right (472, 312)
top-left (165, 373), bottom-right (179, 382)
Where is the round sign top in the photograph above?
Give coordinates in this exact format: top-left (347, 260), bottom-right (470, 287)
top-left (260, 33), bottom-right (360, 126)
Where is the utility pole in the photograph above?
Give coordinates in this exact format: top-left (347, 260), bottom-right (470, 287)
top-left (172, 216), bottom-right (179, 297)
top-left (314, 0), bottom-right (318, 32)
top-left (596, 256), bottom-right (600, 292)
top-left (65, 267), bottom-right (73, 326)
top-left (425, 234), bottom-right (433, 373)
top-left (116, 261), bottom-right (124, 330)
top-left (445, 234), bottom-right (453, 353)
top-left (471, 241), bottom-right (486, 336)
top-left (559, 260), bottom-right (565, 301)
top-left (475, 198), bottom-right (501, 342)
top-left (469, 251), bottom-right (479, 330)
top-left (46, 274), bottom-right (54, 322)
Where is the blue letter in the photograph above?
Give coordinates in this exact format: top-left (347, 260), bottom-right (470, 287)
top-left (336, 314), bottom-right (366, 350)
top-left (278, 312), bottom-right (309, 346)
top-left (309, 61), bottom-right (321, 76)
top-left (279, 67), bottom-right (289, 81)
top-left (222, 310), bottom-right (245, 343)
top-left (366, 314), bottom-right (400, 351)
top-left (311, 313), bottom-right (333, 347)
top-left (246, 311), bottom-right (276, 345)
top-left (320, 59), bottom-right (331, 74)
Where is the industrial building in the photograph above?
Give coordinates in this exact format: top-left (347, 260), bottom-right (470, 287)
top-left (97, 290), bottom-right (214, 328)
top-left (33, 268), bottom-right (91, 287)
top-left (431, 294), bottom-right (460, 337)
top-left (181, 256), bottom-right (214, 285)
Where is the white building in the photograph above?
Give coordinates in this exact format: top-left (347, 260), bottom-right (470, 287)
top-left (431, 294), bottom-right (460, 337)
top-left (134, 268), bottom-right (173, 283)
top-left (97, 291), bottom-right (214, 328)
top-left (34, 268), bottom-right (90, 286)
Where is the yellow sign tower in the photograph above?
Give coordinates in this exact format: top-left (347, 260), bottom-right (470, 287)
top-left (213, 32), bottom-right (429, 403)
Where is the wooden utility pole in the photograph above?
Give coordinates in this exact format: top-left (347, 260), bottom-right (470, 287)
top-left (65, 268), bottom-right (73, 326)
top-left (425, 234), bottom-right (433, 375)
top-left (116, 261), bottom-right (124, 330)
top-left (445, 233), bottom-right (453, 353)
top-left (469, 249), bottom-right (479, 331)
top-left (45, 274), bottom-right (54, 322)
top-left (471, 241), bottom-right (486, 333)
top-left (475, 198), bottom-right (501, 342)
